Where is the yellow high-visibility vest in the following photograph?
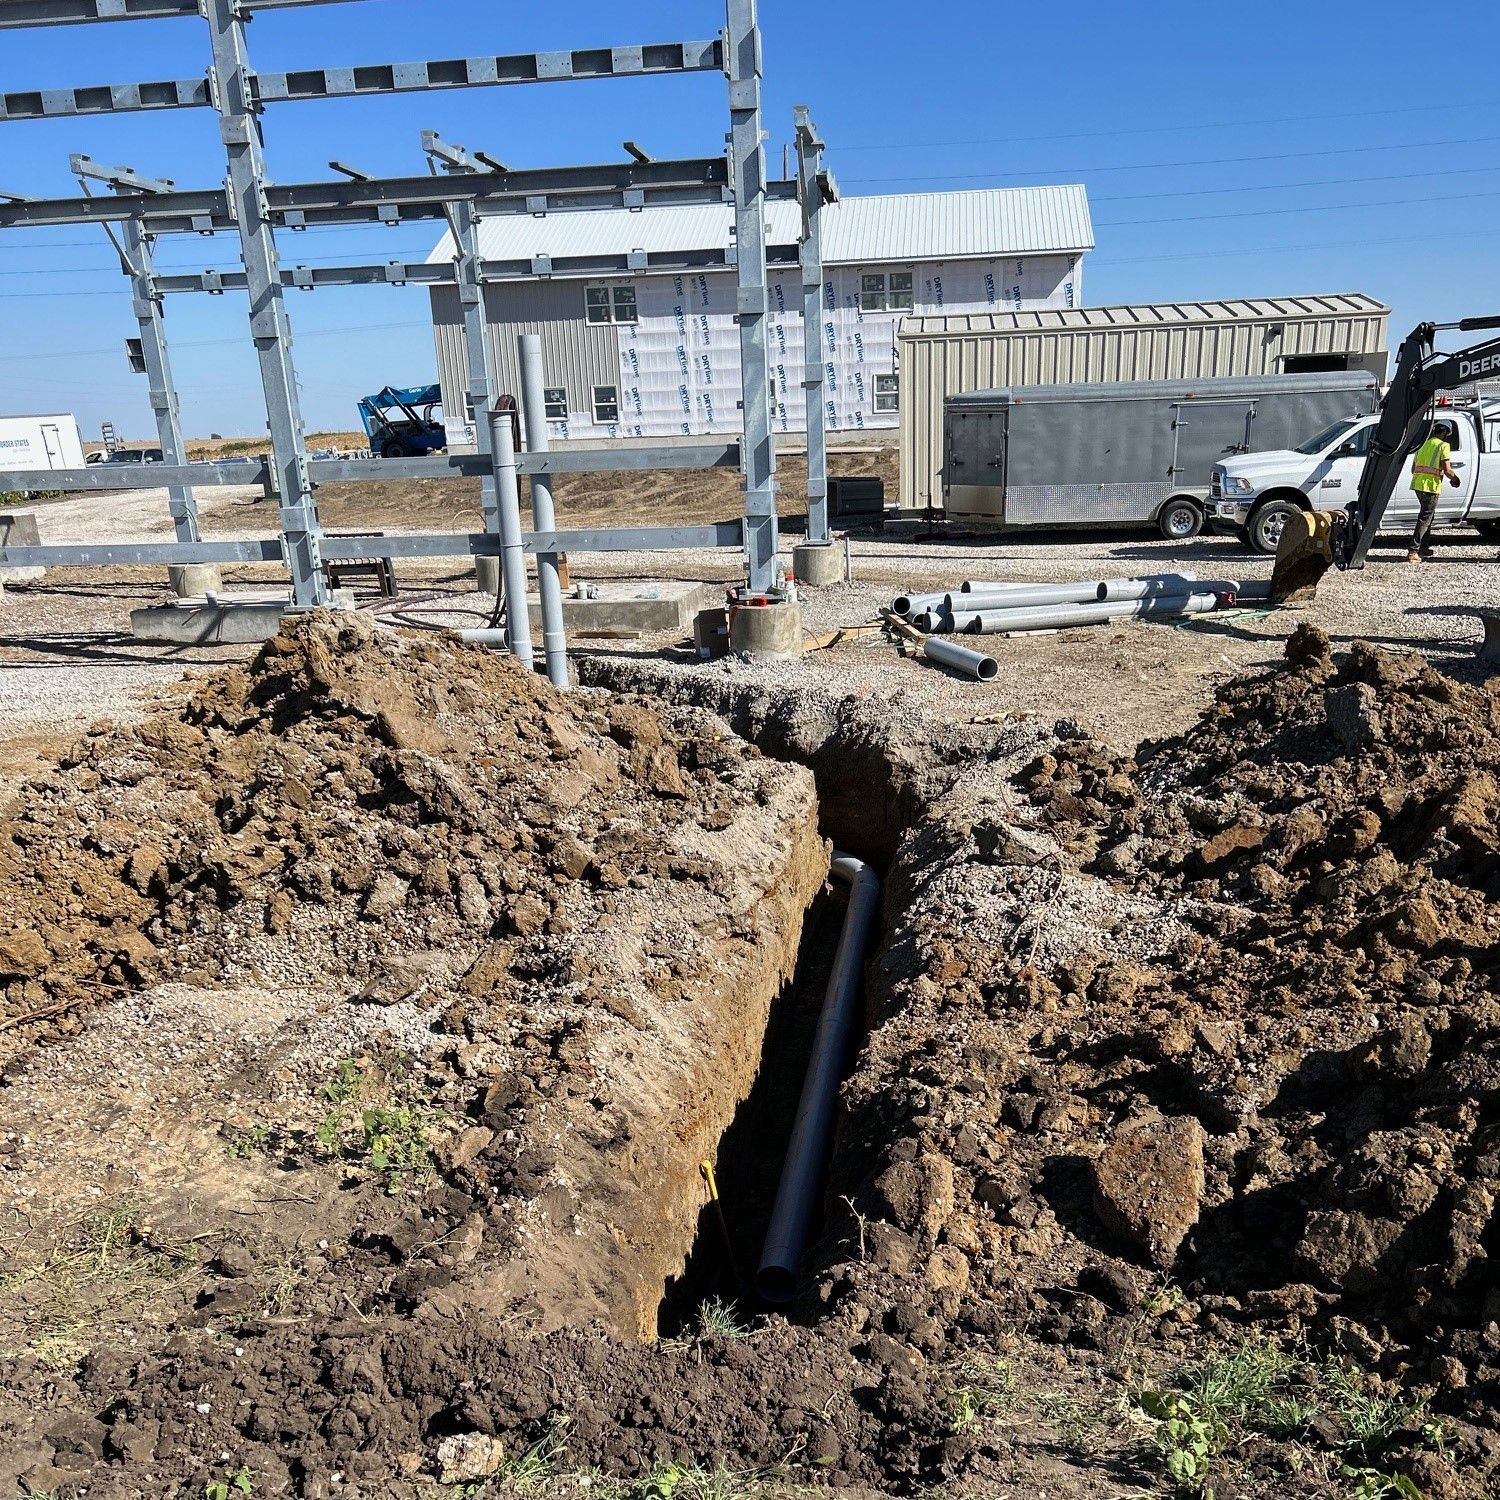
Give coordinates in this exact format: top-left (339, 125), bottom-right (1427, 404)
top-left (1412, 437), bottom-right (1450, 494)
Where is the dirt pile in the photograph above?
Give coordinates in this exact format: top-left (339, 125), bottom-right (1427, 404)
top-left (0, 614), bottom-right (837, 1495)
top-left (808, 627), bottom-right (1498, 1496)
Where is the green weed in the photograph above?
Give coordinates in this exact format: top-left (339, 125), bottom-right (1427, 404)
top-left (1323, 1363), bottom-right (1425, 1453)
top-left (945, 1353), bottom-right (1017, 1433)
top-left (694, 1296), bottom-right (747, 1343)
top-left (1344, 1468), bottom-right (1422, 1500)
top-left (225, 1124), bottom-right (273, 1159)
top-left (1139, 1389), bottom-right (1228, 1487)
top-left (204, 1465), bottom-right (254, 1500)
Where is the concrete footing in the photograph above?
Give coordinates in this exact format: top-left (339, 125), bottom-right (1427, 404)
top-left (169, 563), bottom-right (223, 598)
top-left (792, 541), bottom-right (846, 587)
top-left (130, 589), bottom-right (353, 646)
top-left (475, 556), bottom-right (501, 596)
top-left (729, 597), bottom-right (802, 660)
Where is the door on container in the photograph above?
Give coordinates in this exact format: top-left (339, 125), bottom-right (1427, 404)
top-left (945, 408), bottom-right (1006, 520)
top-left (40, 424), bottom-right (64, 469)
top-left (1170, 399), bottom-right (1258, 490)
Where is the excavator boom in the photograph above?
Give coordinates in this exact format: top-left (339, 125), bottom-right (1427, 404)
top-left (1269, 315), bottom-right (1500, 602)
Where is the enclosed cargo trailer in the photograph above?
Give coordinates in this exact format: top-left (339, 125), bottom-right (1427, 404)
top-left (942, 372), bottom-right (1380, 538)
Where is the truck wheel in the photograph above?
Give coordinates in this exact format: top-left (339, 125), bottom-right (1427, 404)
top-left (1157, 497), bottom-right (1203, 541)
top-left (1248, 500), bottom-right (1302, 555)
top-left (1474, 519), bottom-right (1500, 542)
top-left (380, 440), bottom-right (405, 459)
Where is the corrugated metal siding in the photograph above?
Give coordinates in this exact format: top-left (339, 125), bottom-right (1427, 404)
top-left (430, 281), bottom-right (619, 444)
top-left (899, 299), bottom-right (1390, 507)
top-left (432, 185), bottom-right (1094, 272)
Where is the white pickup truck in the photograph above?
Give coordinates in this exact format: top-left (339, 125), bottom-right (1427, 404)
top-left (1209, 397), bottom-right (1500, 553)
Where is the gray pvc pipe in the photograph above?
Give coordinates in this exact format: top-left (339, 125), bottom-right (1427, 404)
top-left (518, 334), bottom-right (570, 690)
top-left (923, 636), bottom-right (999, 680)
top-left (959, 571), bottom-right (1200, 598)
top-left (954, 590), bottom-right (1220, 636)
top-left (757, 853), bottom-right (881, 1304)
top-left (486, 407), bottom-right (534, 670)
top-left (951, 574), bottom-right (1212, 612)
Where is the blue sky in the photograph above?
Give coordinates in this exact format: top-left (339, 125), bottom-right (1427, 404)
top-left (1, 0), bottom-right (1497, 438)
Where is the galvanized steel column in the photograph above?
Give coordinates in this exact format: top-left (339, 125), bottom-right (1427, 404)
top-left (795, 106), bottom-right (829, 545)
top-left (201, 0), bottom-right (328, 608)
top-left (119, 215), bottom-right (201, 544)
top-left (518, 334), bottom-right (569, 689)
top-left (727, 0), bottom-right (777, 591)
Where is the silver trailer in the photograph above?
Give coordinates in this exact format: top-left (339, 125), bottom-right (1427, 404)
top-left (942, 371), bottom-right (1380, 539)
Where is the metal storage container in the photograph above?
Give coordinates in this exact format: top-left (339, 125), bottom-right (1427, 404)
top-left (900, 294), bottom-right (1391, 509)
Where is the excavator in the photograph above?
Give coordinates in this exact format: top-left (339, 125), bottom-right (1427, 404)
top-left (1270, 315), bottom-right (1500, 604)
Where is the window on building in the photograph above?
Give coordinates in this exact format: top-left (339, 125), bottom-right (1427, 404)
top-left (585, 284), bottom-right (639, 324)
top-left (592, 385), bottom-right (620, 424)
top-left (543, 388), bottom-right (568, 420)
top-left (888, 271), bottom-right (914, 312)
top-left (860, 273), bottom-right (887, 312)
top-left (874, 374), bottom-right (900, 413)
top-left (611, 285), bottom-right (638, 324)
top-left (585, 287), bottom-right (612, 325)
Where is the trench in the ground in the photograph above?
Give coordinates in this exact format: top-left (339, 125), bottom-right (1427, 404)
top-left (657, 883), bottom-right (851, 1335)
top-left (650, 692), bottom-right (915, 1337)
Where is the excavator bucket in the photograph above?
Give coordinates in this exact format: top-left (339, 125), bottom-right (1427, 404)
top-left (1269, 509), bottom-right (1336, 605)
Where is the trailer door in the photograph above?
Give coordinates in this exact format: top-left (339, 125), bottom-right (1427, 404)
top-left (40, 423), bottom-right (64, 469)
top-left (1169, 398), bottom-right (1260, 489)
top-left (944, 406), bottom-right (1007, 522)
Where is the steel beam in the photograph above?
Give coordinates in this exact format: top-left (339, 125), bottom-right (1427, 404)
top-left (118, 216), bottom-right (201, 543)
top-left (153, 242), bottom-right (804, 296)
top-left (728, 0), bottom-right (777, 591)
top-left (0, 443), bottom-right (744, 493)
top-left (423, 132), bottom-right (501, 550)
top-left (0, 523), bottom-right (744, 570)
top-left (0, 0), bottom-right (340, 28)
top-left (0, 161), bottom-right (794, 234)
top-left (202, 0), bottom-right (327, 606)
top-left (0, 41), bottom-right (723, 120)
top-left (795, 105), bottom-right (829, 544)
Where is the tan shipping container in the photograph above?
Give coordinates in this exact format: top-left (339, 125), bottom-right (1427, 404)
top-left (898, 293), bottom-right (1389, 510)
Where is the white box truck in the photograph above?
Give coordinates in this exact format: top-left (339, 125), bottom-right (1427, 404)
top-left (0, 413), bottom-right (85, 474)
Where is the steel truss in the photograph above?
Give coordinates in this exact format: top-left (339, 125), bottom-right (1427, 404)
top-left (0, 0), bottom-right (795, 603)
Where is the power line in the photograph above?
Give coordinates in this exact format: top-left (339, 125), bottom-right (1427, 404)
top-left (842, 132), bottom-right (1500, 185)
top-left (1097, 186), bottom-right (1500, 230)
top-left (831, 96), bottom-right (1499, 152)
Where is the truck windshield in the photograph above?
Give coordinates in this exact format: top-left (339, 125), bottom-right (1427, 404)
top-left (1295, 417), bottom-right (1361, 455)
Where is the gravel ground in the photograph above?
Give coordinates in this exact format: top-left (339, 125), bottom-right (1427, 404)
top-left (2, 485), bottom-right (1496, 803)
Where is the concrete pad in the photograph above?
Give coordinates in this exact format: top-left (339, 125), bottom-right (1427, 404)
top-left (130, 590), bottom-right (354, 646)
top-left (529, 580), bottom-right (709, 639)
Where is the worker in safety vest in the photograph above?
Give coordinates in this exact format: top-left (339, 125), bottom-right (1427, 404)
top-left (1407, 419), bottom-right (1460, 563)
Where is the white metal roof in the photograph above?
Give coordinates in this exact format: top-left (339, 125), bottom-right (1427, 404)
top-left (900, 293), bottom-right (1389, 336)
top-left (429, 184), bottom-right (1093, 273)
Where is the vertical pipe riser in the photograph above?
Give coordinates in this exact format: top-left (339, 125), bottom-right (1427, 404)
top-left (796, 107), bottom-right (828, 546)
top-left (488, 411), bottom-right (535, 670)
top-left (518, 334), bottom-right (570, 690)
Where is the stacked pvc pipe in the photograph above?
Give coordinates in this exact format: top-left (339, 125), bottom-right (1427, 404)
top-left (893, 572), bottom-right (1263, 639)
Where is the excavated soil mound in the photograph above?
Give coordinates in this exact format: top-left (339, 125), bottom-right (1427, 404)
top-left (0, 614), bottom-right (834, 1496)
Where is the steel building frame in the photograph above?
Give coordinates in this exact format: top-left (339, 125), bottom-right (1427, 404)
top-left (0, 0), bottom-right (791, 597)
